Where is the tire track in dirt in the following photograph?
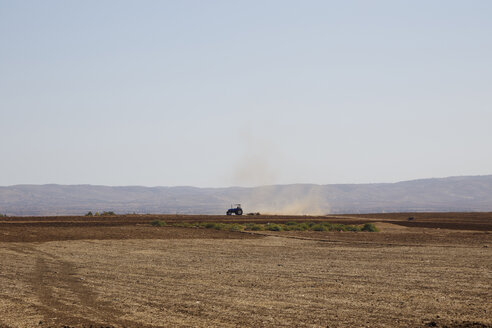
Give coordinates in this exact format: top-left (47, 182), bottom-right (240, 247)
top-left (7, 245), bottom-right (158, 328)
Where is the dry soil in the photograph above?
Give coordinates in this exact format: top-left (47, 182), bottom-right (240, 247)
top-left (0, 214), bottom-right (491, 328)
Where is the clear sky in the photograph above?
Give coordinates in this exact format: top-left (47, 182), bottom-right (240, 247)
top-left (1, 0), bottom-right (491, 187)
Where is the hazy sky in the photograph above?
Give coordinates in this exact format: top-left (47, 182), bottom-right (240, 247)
top-left (1, 0), bottom-right (491, 187)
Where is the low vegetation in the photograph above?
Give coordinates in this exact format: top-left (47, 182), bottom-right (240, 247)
top-left (85, 211), bottom-right (116, 216)
top-left (265, 223), bottom-right (283, 231)
top-left (151, 220), bottom-right (167, 227)
top-left (361, 223), bottom-right (379, 232)
top-left (150, 221), bottom-right (379, 232)
top-left (100, 211), bottom-right (116, 216)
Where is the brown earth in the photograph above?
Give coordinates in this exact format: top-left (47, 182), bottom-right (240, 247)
top-left (0, 213), bottom-right (491, 327)
top-left (337, 212), bottom-right (492, 231)
top-left (2, 212), bottom-right (491, 231)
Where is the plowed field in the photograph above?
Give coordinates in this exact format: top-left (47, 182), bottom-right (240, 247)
top-left (0, 213), bottom-right (491, 327)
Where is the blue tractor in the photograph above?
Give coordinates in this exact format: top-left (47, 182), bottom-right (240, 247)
top-left (226, 204), bottom-right (243, 216)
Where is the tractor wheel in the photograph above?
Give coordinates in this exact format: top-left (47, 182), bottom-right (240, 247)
top-left (236, 208), bottom-right (243, 215)
top-left (226, 212), bottom-right (231, 216)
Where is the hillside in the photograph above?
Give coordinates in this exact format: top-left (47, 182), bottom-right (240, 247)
top-left (1, 175), bottom-right (491, 216)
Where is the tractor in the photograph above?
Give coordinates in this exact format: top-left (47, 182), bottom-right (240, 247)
top-left (226, 204), bottom-right (243, 216)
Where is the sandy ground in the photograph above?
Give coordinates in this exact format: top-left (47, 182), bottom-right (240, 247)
top-left (0, 215), bottom-right (491, 328)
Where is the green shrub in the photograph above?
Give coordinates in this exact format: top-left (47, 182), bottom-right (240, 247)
top-left (251, 224), bottom-right (264, 231)
top-left (345, 225), bottom-right (361, 232)
top-left (361, 223), bottom-right (379, 232)
top-left (265, 223), bottom-right (283, 231)
top-left (226, 223), bottom-right (243, 232)
top-left (151, 220), bottom-right (166, 227)
top-left (101, 211), bottom-right (116, 216)
top-left (213, 223), bottom-right (226, 230)
top-left (171, 222), bottom-right (194, 228)
top-left (245, 223), bottom-right (263, 231)
top-left (331, 224), bottom-right (347, 232)
top-left (203, 222), bottom-right (217, 229)
top-left (311, 224), bottom-right (327, 231)
top-left (202, 223), bottom-right (243, 231)
top-left (291, 223), bottom-right (309, 231)
top-left (85, 211), bottom-right (93, 217)
top-left (283, 222), bottom-right (299, 230)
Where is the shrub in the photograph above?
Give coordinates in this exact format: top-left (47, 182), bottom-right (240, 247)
top-left (361, 223), bottom-right (379, 232)
top-left (203, 223), bottom-right (243, 231)
top-left (245, 223), bottom-right (263, 231)
top-left (101, 211), bottom-right (116, 216)
top-left (211, 223), bottom-right (224, 230)
top-left (151, 220), bottom-right (166, 227)
top-left (285, 221), bottom-right (298, 226)
top-left (331, 224), bottom-right (347, 232)
top-left (171, 222), bottom-right (193, 228)
top-left (203, 222), bottom-right (217, 229)
top-left (226, 223), bottom-right (243, 232)
top-left (85, 211), bottom-right (93, 217)
top-left (265, 223), bottom-right (283, 231)
top-left (345, 225), bottom-right (361, 232)
top-left (291, 223), bottom-right (309, 231)
top-left (282, 224), bottom-right (294, 231)
top-left (311, 224), bottom-right (327, 231)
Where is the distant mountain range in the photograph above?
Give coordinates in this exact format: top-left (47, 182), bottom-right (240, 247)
top-left (1, 175), bottom-right (492, 216)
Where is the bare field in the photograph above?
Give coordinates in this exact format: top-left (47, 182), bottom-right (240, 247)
top-left (0, 214), bottom-right (491, 328)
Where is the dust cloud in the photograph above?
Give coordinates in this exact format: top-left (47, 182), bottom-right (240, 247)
top-left (229, 132), bottom-right (329, 215)
top-left (241, 185), bottom-right (329, 216)
top-left (230, 135), bottom-right (278, 187)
